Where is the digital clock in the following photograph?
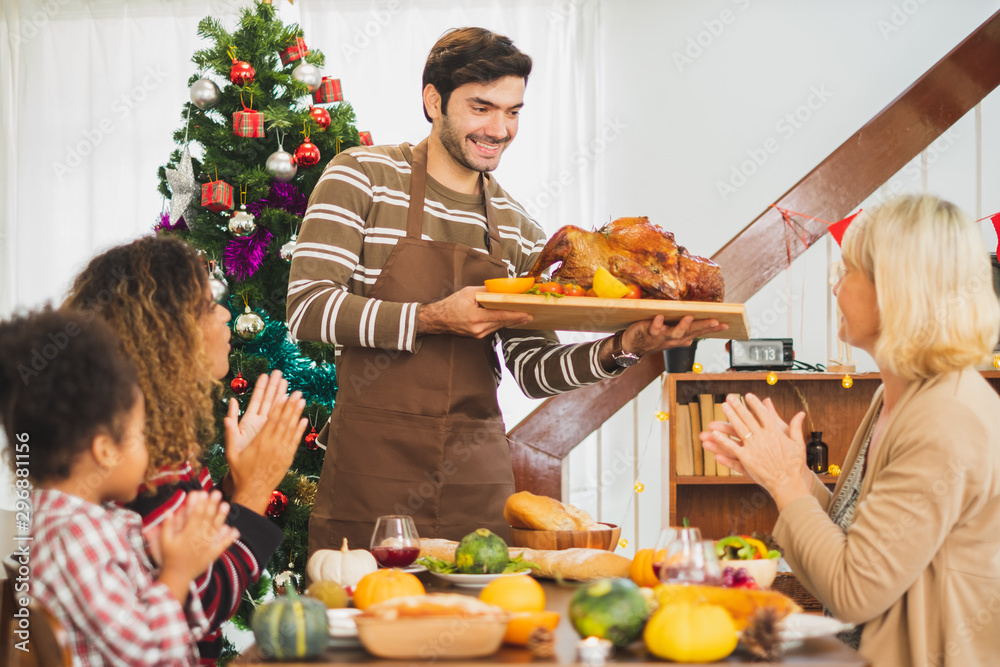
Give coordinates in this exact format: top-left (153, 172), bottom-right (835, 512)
top-left (728, 338), bottom-right (794, 370)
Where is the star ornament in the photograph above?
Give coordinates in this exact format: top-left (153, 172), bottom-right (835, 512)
top-left (165, 147), bottom-right (197, 225)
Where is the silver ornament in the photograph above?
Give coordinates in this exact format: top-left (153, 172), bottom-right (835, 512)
top-left (280, 234), bottom-right (297, 261)
top-left (234, 307), bottom-right (265, 340)
top-left (209, 266), bottom-right (229, 304)
top-left (273, 569), bottom-right (300, 596)
top-left (266, 150), bottom-right (298, 182)
top-left (228, 205), bottom-right (256, 237)
top-left (189, 78), bottom-right (221, 110)
top-left (165, 147), bottom-right (197, 225)
top-left (292, 62), bottom-right (322, 92)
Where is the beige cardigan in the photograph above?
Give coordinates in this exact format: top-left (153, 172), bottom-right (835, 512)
top-left (774, 369), bottom-right (1000, 667)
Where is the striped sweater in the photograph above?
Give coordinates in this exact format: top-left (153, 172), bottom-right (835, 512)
top-left (126, 463), bottom-right (284, 665)
top-left (287, 143), bottom-right (622, 399)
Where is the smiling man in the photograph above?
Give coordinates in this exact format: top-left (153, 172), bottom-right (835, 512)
top-left (289, 28), bottom-right (726, 555)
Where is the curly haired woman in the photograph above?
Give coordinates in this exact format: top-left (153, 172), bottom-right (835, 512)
top-left (66, 235), bottom-right (307, 664)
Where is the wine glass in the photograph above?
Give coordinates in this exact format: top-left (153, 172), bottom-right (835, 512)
top-left (370, 515), bottom-right (421, 568)
top-left (660, 535), bottom-right (722, 585)
top-left (651, 526), bottom-right (701, 581)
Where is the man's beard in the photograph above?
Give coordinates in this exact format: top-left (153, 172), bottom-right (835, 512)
top-left (438, 112), bottom-right (510, 174)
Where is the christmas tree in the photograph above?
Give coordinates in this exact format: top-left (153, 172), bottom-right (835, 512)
top-left (154, 2), bottom-right (364, 648)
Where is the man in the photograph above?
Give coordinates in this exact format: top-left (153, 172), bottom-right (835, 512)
top-left (288, 27), bottom-right (727, 554)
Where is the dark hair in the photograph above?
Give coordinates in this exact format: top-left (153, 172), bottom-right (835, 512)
top-left (0, 307), bottom-right (140, 483)
top-left (422, 27), bottom-right (533, 122)
top-left (64, 235), bottom-right (216, 478)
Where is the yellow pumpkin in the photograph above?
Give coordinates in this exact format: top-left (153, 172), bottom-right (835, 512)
top-left (352, 568), bottom-right (425, 610)
top-left (306, 538), bottom-right (378, 590)
top-left (629, 548), bottom-right (664, 588)
top-left (643, 601), bottom-right (737, 663)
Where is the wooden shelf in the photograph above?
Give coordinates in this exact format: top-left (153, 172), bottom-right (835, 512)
top-left (666, 370), bottom-right (1000, 539)
top-left (676, 475), bottom-right (839, 485)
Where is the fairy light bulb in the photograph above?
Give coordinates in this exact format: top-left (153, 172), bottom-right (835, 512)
top-left (634, 482), bottom-right (644, 493)
top-left (655, 411), bottom-right (668, 422)
top-left (828, 464), bottom-right (842, 476)
top-left (692, 362), bottom-right (703, 374)
top-left (842, 374), bottom-right (853, 389)
top-left (766, 371), bottom-right (778, 385)
top-left (993, 354), bottom-right (999, 369)
top-left (618, 538), bottom-right (628, 549)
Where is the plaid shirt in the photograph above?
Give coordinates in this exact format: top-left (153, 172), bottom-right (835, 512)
top-left (30, 488), bottom-right (207, 666)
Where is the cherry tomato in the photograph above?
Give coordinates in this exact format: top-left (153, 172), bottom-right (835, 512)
top-left (585, 288), bottom-right (598, 297)
top-left (538, 282), bottom-right (565, 295)
top-left (563, 283), bottom-right (585, 297)
top-left (623, 284), bottom-right (642, 299)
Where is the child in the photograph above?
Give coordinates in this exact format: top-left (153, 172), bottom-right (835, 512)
top-left (0, 307), bottom-right (239, 666)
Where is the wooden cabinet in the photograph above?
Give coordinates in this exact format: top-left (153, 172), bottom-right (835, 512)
top-left (664, 370), bottom-right (1000, 539)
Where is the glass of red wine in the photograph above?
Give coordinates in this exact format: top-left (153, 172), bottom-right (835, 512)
top-left (370, 515), bottom-right (421, 568)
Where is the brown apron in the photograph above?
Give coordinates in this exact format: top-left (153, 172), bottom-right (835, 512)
top-left (308, 141), bottom-right (514, 555)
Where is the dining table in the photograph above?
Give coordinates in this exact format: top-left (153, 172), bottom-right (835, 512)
top-left (233, 573), bottom-right (869, 666)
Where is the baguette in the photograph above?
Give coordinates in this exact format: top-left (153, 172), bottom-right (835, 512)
top-left (504, 490), bottom-right (601, 531)
top-left (418, 538), bottom-right (629, 581)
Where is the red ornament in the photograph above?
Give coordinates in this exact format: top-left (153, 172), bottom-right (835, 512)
top-left (312, 77), bottom-right (343, 104)
top-left (230, 372), bottom-right (249, 395)
top-left (266, 490), bottom-right (289, 517)
top-left (304, 427), bottom-right (319, 450)
top-left (309, 106), bottom-right (331, 130)
top-left (230, 60), bottom-right (255, 85)
top-left (201, 180), bottom-right (234, 212)
top-left (279, 37), bottom-right (309, 66)
top-left (359, 131), bottom-right (373, 146)
top-left (295, 141), bottom-right (321, 168)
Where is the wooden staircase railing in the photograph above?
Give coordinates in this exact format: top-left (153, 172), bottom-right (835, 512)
top-left (509, 8), bottom-right (1000, 498)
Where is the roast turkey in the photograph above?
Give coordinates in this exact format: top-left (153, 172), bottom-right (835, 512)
top-left (527, 217), bottom-right (725, 302)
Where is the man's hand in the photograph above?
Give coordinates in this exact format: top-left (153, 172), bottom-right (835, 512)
top-left (598, 315), bottom-right (729, 369)
top-left (417, 286), bottom-right (533, 338)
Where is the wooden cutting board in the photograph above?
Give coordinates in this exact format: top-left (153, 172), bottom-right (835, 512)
top-left (476, 293), bottom-right (750, 339)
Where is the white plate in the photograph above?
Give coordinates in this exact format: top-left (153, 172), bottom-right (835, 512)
top-left (326, 608), bottom-right (361, 646)
top-left (772, 613), bottom-right (854, 650)
top-left (398, 563), bottom-right (427, 574)
top-left (428, 571), bottom-right (531, 588)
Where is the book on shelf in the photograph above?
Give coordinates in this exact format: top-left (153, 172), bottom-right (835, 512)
top-left (712, 393), bottom-right (730, 476)
top-left (698, 394), bottom-right (718, 476)
top-left (674, 404), bottom-right (695, 476)
top-left (688, 401), bottom-right (704, 476)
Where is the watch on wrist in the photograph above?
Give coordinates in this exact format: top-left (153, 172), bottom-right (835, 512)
top-left (610, 330), bottom-right (641, 368)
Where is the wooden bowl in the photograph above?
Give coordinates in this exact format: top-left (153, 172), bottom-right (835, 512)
top-left (509, 523), bottom-right (621, 551)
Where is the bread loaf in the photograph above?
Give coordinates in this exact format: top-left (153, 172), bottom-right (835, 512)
top-left (503, 490), bottom-right (601, 531)
top-left (418, 538), bottom-right (630, 581)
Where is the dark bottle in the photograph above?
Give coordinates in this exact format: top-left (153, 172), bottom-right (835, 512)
top-left (806, 431), bottom-right (829, 474)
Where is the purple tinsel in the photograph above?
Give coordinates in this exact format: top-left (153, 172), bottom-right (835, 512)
top-left (155, 211), bottom-right (189, 232)
top-left (224, 226), bottom-right (274, 282)
top-left (246, 182), bottom-right (308, 218)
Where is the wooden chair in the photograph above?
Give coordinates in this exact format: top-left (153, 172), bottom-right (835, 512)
top-left (3, 560), bottom-right (72, 667)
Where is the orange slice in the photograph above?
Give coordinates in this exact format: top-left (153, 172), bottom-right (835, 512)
top-left (592, 267), bottom-right (630, 299)
top-left (484, 277), bottom-right (536, 294)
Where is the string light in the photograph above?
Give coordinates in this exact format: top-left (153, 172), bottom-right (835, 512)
top-left (828, 464), bottom-right (841, 476)
top-left (692, 362), bottom-right (703, 374)
top-left (842, 374), bottom-right (853, 389)
top-left (993, 354), bottom-right (999, 369)
top-left (766, 371), bottom-right (778, 385)
top-left (618, 538), bottom-right (628, 549)
top-left (634, 482), bottom-right (645, 493)
top-left (655, 411), bottom-right (668, 422)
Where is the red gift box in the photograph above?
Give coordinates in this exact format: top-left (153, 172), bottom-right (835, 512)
top-left (233, 109), bottom-right (265, 138)
top-left (201, 180), bottom-right (234, 212)
top-left (280, 37), bottom-right (309, 66)
top-left (359, 131), bottom-right (373, 146)
top-left (313, 77), bottom-right (343, 104)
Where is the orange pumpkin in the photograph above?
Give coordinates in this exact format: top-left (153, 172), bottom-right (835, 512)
top-left (352, 569), bottom-right (425, 610)
top-left (629, 548), bottom-right (665, 588)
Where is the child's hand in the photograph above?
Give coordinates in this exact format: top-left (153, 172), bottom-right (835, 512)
top-left (157, 490), bottom-right (239, 603)
top-left (226, 393), bottom-right (308, 515)
top-left (223, 370), bottom-right (289, 455)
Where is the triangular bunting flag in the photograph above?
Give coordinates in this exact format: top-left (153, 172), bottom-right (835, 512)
top-left (827, 211), bottom-right (860, 247)
top-left (991, 213), bottom-right (1000, 257)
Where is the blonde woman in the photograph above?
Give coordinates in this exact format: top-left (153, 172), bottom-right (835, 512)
top-left (702, 195), bottom-right (1000, 667)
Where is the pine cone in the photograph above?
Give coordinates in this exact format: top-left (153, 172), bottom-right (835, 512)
top-left (526, 626), bottom-right (556, 658)
top-left (742, 607), bottom-right (783, 661)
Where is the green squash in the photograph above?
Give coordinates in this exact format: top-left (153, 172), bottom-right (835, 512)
top-left (454, 528), bottom-right (509, 574)
top-left (251, 589), bottom-right (329, 659)
top-left (569, 578), bottom-right (650, 647)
